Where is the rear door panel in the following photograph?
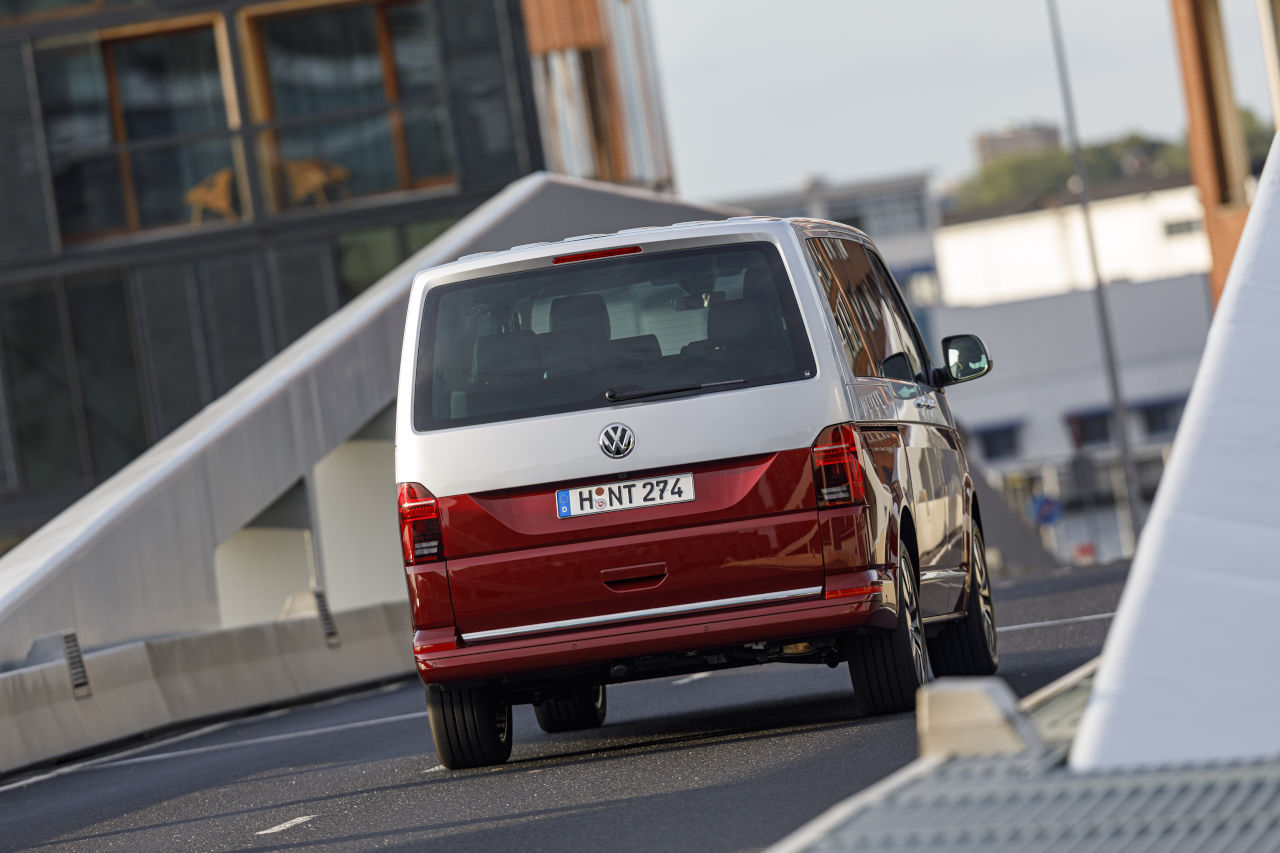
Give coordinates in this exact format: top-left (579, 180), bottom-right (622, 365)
top-left (443, 449), bottom-right (825, 637)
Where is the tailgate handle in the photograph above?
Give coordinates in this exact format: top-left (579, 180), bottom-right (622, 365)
top-left (601, 563), bottom-right (667, 591)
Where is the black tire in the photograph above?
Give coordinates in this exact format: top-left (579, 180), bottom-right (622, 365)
top-left (845, 546), bottom-right (932, 715)
top-left (425, 684), bottom-right (513, 770)
top-left (534, 684), bottom-right (607, 733)
top-left (928, 526), bottom-right (999, 676)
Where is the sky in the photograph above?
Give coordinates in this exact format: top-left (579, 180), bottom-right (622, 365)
top-left (646, 0), bottom-right (1276, 203)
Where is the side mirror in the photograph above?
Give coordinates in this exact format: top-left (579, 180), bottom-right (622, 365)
top-left (879, 352), bottom-right (915, 384)
top-left (935, 334), bottom-right (992, 386)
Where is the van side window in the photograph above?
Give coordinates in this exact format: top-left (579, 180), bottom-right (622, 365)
top-left (807, 237), bottom-right (921, 383)
top-left (863, 248), bottom-right (928, 381)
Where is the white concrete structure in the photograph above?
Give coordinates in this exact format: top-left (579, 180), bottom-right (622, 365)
top-left (936, 184), bottom-right (1212, 306)
top-left (1072, 134), bottom-right (1280, 769)
top-left (0, 173), bottom-right (735, 670)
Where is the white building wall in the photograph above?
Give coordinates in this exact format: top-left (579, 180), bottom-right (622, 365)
top-left (936, 186), bottom-right (1212, 306)
top-left (927, 274), bottom-right (1212, 561)
top-left (213, 529), bottom-right (313, 628)
top-left (929, 275), bottom-right (1212, 469)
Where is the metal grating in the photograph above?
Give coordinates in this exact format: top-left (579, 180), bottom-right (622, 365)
top-left (62, 632), bottom-right (90, 700)
top-left (780, 752), bottom-right (1280, 853)
top-left (313, 589), bottom-right (340, 648)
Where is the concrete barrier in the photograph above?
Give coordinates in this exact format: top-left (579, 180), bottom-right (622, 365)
top-left (0, 602), bottom-right (416, 776)
top-left (0, 642), bottom-right (169, 774)
top-left (275, 606), bottom-right (410, 696)
top-left (145, 623), bottom-right (300, 723)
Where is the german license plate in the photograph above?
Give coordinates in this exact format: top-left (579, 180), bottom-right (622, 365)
top-left (556, 473), bottom-right (694, 518)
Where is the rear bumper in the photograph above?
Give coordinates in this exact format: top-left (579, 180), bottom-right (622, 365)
top-left (414, 587), bottom-right (890, 685)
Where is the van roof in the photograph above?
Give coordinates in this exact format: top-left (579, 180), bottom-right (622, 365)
top-left (450, 216), bottom-right (869, 265)
top-left (407, 216), bottom-right (874, 294)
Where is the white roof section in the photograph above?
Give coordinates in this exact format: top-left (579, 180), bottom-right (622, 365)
top-left (1071, 134), bottom-right (1280, 769)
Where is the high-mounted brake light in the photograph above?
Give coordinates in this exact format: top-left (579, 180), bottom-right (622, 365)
top-left (811, 423), bottom-right (866, 508)
top-left (552, 245), bottom-right (642, 264)
top-left (398, 482), bottom-right (443, 565)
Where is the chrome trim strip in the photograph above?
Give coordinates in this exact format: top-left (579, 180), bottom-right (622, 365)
top-left (919, 569), bottom-right (966, 583)
top-left (460, 586), bottom-right (825, 643)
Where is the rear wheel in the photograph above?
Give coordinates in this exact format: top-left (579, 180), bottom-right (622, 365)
top-left (426, 684), bottom-right (513, 770)
top-left (534, 683), bottom-right (607, 733)
top-left (928, 525), bottom-right (999, 675)
top-left (845, 546), bottom-right (932, 715)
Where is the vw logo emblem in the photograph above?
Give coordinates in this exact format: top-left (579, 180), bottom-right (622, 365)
top-left (599, 423), bottom-right (635, 459)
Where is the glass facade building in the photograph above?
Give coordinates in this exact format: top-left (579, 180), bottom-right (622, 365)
top-left (0, 0), bottom-right (542, 545)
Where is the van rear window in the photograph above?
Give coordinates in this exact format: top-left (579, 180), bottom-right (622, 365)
top-left (412, 241), bottom-right (815, 430)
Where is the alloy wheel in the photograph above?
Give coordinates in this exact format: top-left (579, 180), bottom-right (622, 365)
top-left (902, 558), bottom-right (929, 684)
top-left (974, 542), bottom-right (998, 660)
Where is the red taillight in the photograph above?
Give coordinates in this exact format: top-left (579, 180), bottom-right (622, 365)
top-left (398, 482), bottom-right (443, 565)
top-left (552, 245), bottom-right (641, 264)
top-left (812, 423), bottom-right (865, 507)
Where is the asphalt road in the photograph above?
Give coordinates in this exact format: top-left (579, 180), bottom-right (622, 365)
top-left (0, 561), bottom-right (1129, 853)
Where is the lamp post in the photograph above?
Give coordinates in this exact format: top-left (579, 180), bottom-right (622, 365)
top-left (1046, 0), bottom-right (1147, 544)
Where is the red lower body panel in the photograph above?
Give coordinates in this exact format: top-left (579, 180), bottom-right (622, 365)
top-left (414, 591), bottom-right (892, 684)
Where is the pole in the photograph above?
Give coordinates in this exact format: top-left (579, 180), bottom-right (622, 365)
top-left (1046, 0), bottom-right (1146, 538)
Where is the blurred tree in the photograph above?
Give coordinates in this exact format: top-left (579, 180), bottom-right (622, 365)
top-left (951, 107), bottom-right (1274, 216)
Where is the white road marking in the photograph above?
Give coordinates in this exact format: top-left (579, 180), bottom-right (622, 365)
top-left (0, 721), bottom-right (232, 795)
top-left (673, 672), bottom-right (711, 686)
top-left (0, 680), bottom-right (417, 794)
top-left (91, 711), bottom-right (429, 769)
top-left (998, 612), bottom-right (1115, 633)
top-left (255, 815), bottom-right (318, 835)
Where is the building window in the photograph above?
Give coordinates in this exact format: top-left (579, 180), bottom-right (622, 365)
top-left (1067, 411), bottom-right (1111, 447)
top-left (1138, 399), bottom-right (1185, 437)
top-left (65, 271), bottom-right (149, 477)
top-left (245, 0), bottom-right (461, 212)
top-left (334, 225), bottom-right (404, 302)
top-left (974, 424), bottom-right (1020, 461)
top-left (0, 274), bottom-right (149, 487)
top-left (831, 189), bottom-right (927, 238)
top-left (1163, 219), bottom-right (1201, 237)
top-left (0, 282), bottom-right (83, 487)
top-left (34, 22), bottom-right (240, 241)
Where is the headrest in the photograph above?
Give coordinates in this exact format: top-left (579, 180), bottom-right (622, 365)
top-left (610, 334), bottom-right (662, 364)
top-left (550, 294), bottom-right (611, 343)
top-left (740, 264), bottom-right (776, 303)
top-left (475, 330), bottom-right (540, 383)
top-left (708, 299), bottom-right (780, 345)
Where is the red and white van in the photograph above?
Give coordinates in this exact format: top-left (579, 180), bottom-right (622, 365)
top-left (395, 217), bottom-right (997, 769)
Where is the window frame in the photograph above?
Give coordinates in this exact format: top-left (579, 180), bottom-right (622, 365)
top-left (973, 423), bottom-right (1021, 462)
top-left (34, 14), bottom-right (244, 241)
top-left (1, 0), bottom-right (103, 28)
top-left (863, 246), bottom-right (932, 384)
top-left (237, 0), bottom-right (459, 214)
top-left (1067, 410), bottom-right (1112, 448)
top-left (805, 235), bottom-right (931, 387)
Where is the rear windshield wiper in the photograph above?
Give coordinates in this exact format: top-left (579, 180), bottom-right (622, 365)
top-left (604, 378), bottom-right (745, 403)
